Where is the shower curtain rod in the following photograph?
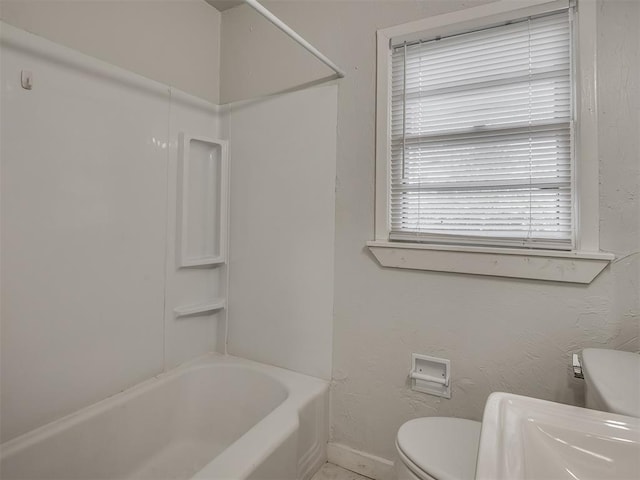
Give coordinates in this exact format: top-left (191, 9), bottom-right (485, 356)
top-left (243, 0), bottom-right (346, 78)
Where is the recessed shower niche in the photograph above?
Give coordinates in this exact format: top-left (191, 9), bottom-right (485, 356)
top-left (177, 133), bottom-right (228, 267)
top-left (171, 132), bottom-right (229, 327)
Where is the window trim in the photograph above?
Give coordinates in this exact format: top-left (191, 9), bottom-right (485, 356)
top-left (371, 0), bottom-right (613, 283)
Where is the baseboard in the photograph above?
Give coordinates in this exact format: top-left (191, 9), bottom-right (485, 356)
top-left (327, 442), bottom-right (394, 480)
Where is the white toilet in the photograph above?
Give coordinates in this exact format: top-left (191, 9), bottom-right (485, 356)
top-left (394, 348), bottom-right (640, 480)
top-left (581, 348), bottom-right (640, 417)
top-left (395, 417), bottom-right (480, 480)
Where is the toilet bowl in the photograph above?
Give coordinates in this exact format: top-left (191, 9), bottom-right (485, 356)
top-left (394, 417), bottom-right (481, 480)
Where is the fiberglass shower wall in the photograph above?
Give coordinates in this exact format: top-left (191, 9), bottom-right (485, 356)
top-left (0, 23), bottom-right (226, 442)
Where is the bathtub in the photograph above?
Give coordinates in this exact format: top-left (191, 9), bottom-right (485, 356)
top-left (0, 354), bottom-right (329, 480)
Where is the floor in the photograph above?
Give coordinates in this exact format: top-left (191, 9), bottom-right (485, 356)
top-left (311, 463), bottom-right (373, 480)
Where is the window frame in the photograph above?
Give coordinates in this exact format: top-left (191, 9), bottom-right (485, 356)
top-left (369, 0), bottom-right (613, 283)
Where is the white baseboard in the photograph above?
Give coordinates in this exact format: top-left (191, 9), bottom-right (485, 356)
top-left (327, 442), bottom-right (395, 480)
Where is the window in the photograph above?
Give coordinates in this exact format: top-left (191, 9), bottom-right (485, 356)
top-left (370, 0), bottom-right (613, 283)
top-left (390, 11), bottom-right (572, 250)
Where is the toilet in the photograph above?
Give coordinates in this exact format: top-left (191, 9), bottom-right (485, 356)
top-left (395, 417), bottom-right (481, 480)
top-left (581, 348), bottom-right (640, 417)
top-left (394, 348), bottom-right (640, 480)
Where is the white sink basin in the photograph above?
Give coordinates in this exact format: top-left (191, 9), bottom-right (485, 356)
top-left (476, 392), bottom-right (640, 480)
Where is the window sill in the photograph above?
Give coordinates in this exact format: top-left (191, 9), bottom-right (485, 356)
top-left (366, 241), bottom-right (614, 284)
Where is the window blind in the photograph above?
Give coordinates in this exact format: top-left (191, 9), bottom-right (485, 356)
top-left (390, 10), bottom-right (573, 249)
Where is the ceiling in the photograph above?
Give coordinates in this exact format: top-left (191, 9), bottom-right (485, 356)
top-left (205, 0), bottom-right (245, 12)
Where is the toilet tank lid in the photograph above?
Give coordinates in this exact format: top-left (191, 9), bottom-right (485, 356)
top-left (582, 348), bottom-right (640, 417)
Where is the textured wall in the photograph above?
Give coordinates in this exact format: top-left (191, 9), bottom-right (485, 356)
top-left (0, 0), bottom-right (221, 103)
top-left (221, 0), bottom-right (639, 462)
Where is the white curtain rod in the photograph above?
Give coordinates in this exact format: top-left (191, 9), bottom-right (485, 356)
top-left (243, 0), bottom-right (346, 78)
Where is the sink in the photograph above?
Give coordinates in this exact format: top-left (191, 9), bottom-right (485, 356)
top-left (476, 392), bottom-right (640, 480)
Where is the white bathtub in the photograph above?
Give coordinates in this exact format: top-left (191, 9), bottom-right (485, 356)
top-left (0, 354), bottom-right (329, 480)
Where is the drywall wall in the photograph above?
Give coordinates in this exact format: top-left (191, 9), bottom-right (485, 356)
top-left (220, 0), bottom-right (330, 103)
top-left (220, 0), bottom-right (640, 466)
top-left (0, 23), bottom-right (222, 442)
top-left (226, 84), bottom-right (338, 380)
top-left (219, 0), bottom-right (493, 104)
top-left (0, 0), bottom-right (221, 103)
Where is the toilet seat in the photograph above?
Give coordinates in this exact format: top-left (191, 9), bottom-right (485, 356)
top-left (396, 442), bottom-right (436, 480)
top-left (396, 417), bottom-right (481, 480)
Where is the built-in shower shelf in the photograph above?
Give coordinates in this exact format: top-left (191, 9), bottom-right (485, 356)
top-left (174, 300), bottom-right (226, 318)
top-left (177, 133), bottom-right (228, 268)
top-left (180, 256), bottom-right (226, 268)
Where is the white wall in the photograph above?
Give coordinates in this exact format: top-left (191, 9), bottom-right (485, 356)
top-left (220, 0), bottom-right (640, 463)
top-left (0, 0), bottom-right (221, 103)
top-left (226, 85), bottom-right (338, 380)
top-left (164, 92), bottom-right (227, 370)
top-left (0, 23), bottom-right (223, 442)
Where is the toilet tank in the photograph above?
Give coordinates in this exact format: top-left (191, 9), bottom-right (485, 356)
top-left (581, 348), bottom-right (640, 417)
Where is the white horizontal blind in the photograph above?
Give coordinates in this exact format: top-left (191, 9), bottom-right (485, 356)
top-left (390, 10), bottom-right (574, 249)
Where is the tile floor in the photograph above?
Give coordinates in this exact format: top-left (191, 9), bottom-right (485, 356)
top-left (311, 463), bottom-right (373, 480)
